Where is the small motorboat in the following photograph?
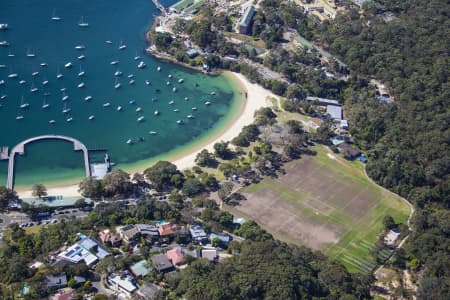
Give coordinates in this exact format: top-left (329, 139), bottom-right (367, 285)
top-left (118, 41), bottom-right (126, 50)
top-left (149, 131), bottom-right (157, 135)
top-left (78, 16), bottom-right (89, 27)
top-left (192, 107), bottom-right (198, 111)
top-left (135, 107), bottom-right (142, 112)
top-left (78, 55), bottom-right (85, 60)
top-left (145, 80), bottom-right (151, 85)
top-left (205, 101), bottom-right (211, 105)
top-left (32, 71), bottom-right (39, 76)
top-left (117, 106), bottom-right (123, 111)
top-left (157, 66), bottom-right (161, 71)
top-left (129, 79), bottom-right (135, 85)
top-left (137, 116), bottom-right (144, 122)
top-left (84, 95), bottom-right (93, 101)
top-left (128, 99), bottom-right (135, 104)
top-left (177, 119), bottom-right (183, 125)
top-left (64, 62), bottom-right (72, 68)
top-left (178, 78), bottom-right (184, 83)
top-left (173, 109), bottom-right (179, 112)
top-left (16, 115), bottom-right (24, 120)
top-left (19, 80), bottom-right (26, 85)
top-left (154, 110), bottom-right (159, 115)
top-left (42, 80), bottom-right (49, 85)
top-left (187, 114), bottom-right (194, 119)
top-left (49, 119), bottom-right (56, 124)
top-left (8, 73), bottom-right (18, 78)
top-left (66, 117), bottom-right (73, 122)
top-left (75, 45), bottom-right (86, 50)
top-left (77, 82), bottom-right (85, 88)
top-left (168, 100), bottom-right (174, 105)
top-left (88, 115), bottom-right (95, 120)
top-left (103, 102), bottom-right (111, 107)
top-left (40, 62), bottom-right (48, 67)
top-left (137, 61), bottom-right (146, 69)
top-left (114, 70), bottom-right (122, 76)
top-left (110, 60), bottom-right (119, 65)
top-left (105, 40), bottom-right (113, 44)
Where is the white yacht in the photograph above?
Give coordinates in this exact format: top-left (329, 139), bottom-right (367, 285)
top-left (42, 99), bottom-right (50, 109)
top-left (184, 97), bottom-right (189, 101)
top-left (157, 66), bottom-right (161, 71)
top-left (137, 61), bottom-right (146, 69)
top-left (88, 115), bottom-right (95, 120)
top-left (78, 55), bottom-right (85, 60)
top-left (173, 108), bottom-right (179, 112)
top-left (49, 119), bottom-right (56, 124)
top-left (135, 107), bottom-right (142, 112)
top-left (149, 131), bottom-right (157, 135)
top-left (66, 116), bottom-right (73, 122)
top-left (145, 80), bottom-right (151, 85)
top-left (78, 16), bottom-right (89, 27)
top-left (154, 110), bottom-right (159, 115)
top-left (64, 62), bottom-right (72, 68)
top-left (103, 102), bottom-right (111, 107)
top-left (78, 82), bottom-right (85, 88)
top-left (51, 10), bottom-right (61, 21)
top-left (0, 24), bottom-right (9, 30)
top-left (78, 66), bottom-right (85, 77)
top-left (178, 78), bottom-right (184, 83)
top-left (129, 79), bottom-right (135, 85)
top-left (84, 95), bottom-right (92, 101)
top-left (126, 139), bottom-right (133, 144)
top-left (0, 94), bottom-right (6, 99)
top-left (172, 87), bottom-right (177, 92)
top-left (26, 49), bottom-right (35, 57)
top-left (32, 71), bottom-right (39, 76)
top-left (8, 73), bottom-right (18, 78)
top-left (118, 41), bottom-right (126, 50)
top-left (75, 45), bottom-right (86, 50)
top-left (62, 104), bottom-right (71, 113)
top-left (205, 101), bottom-right (211, 105)
top-left (40, 62), bottom-right (48, 67)
top-left (166, 81), bottom-right (170, 86)
top-left (110, 60), bottom-right (119, 65)
top-left (187, 114), bottom-right (194, 119)
top-left (114, 79), bottom-right (121, 89)
top-left (20, 96), bottom-right (30, 109)
top-left (177, 120), bottom-right (183, 125)
top-left (168, 74), bottom-right (172, 78)
top-left (0, 41), bottom-right (10, 47)
top-left (16, 115), bottom-right (24, 120)
top-left (30, 85), bottom-right (38, 93)
top-left (105, 40), bottom-right (113, 44)
top-left (117, 106), bottom-right (122, 111)
top-left (127, 74), bottom-right (134, 78)
top-left (168, 100), bottom-right (174, 105)
top-left (42, 79), bottom-right (49, 85)
top-left (62, 92), bottom-right (69, 101)
top-left (7, 52), bottom-right (15, 57)
top-left (56, 68), bottom-right (63, 79)
top-left (19, 80), bottom-right (26, 85)
top-left (192, 107), bottom-right (197, 111)
top-left (137, 116), bottom-right (144, 122)
top-left (114, 70), bottom-right (122, 76)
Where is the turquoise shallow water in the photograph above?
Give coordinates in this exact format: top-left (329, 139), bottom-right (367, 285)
top-left (0, 0), bottom-right (241, 187)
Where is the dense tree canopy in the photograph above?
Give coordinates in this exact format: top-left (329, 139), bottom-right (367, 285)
top-left (144, 161), bottom-right (181, 191)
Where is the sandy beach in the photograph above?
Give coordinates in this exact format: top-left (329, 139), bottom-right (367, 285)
top-left (172, 72), bottom-right (275, 170)
top-left (17, 72), bottom-right (276, 198)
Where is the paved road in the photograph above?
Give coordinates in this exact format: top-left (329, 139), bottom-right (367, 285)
top-left (0, 209), bottom-right (89, 229)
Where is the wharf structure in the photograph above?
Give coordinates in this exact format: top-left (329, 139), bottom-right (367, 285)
top-left (4, 135), bottom-right (91, 189)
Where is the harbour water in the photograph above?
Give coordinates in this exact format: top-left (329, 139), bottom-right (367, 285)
top-left (0, 0), bottom-right (241, 187)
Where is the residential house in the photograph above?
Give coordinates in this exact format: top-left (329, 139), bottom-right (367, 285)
top-left (239, 6), bottom-right (256, 35)
top-left (107, 272), bottom-right (138, 297)
top-left (151, 254), bottom-right (174, 273)
top-left (209, 233), bottom-right (231, 247)
top-left (49, 288), bottom-right (76, 300)
top-left (166, 247), bottom-right (184, 265)
top-left (117, 225), bottom-right (140, 243)
top-left (186, 49), bottom-right (199, 58)
top-left (189, 224), bottom-right (209, 244)
top-left (57, 236), bottom-right (110, 267)
top-left (338, 142), bottom-right (361, 160)
top-left (46, 274), bottom-right (67, 289)
top-left (340, 119), bottom-right (348, 130)
top-left (136, 282), bottom-right (162, 300)
top-left (326, 105), bottom-right (343, 121)
top-left (157, 223), bottom-right (175, 238)
top-left (181, 247), bottom-right (201, 259)
top-left (201, 248), bottom-right (218, 261)
top-left (384, 228), bottom-right (401, 247)
top-left (99, 229), bottom-right (122, 247)
top-left (136, 224), bottom-right (160, 242)
top-left (130, 260), bottom-right (151, 278)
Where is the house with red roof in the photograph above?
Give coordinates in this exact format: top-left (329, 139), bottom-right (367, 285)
top-left (166, 247), bottom-right (184, 265)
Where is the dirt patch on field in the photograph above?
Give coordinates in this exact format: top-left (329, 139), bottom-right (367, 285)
top-left (235, 155), bottom-right (379, 251)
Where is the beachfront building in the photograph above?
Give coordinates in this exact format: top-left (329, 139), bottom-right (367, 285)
top-left (239, 6), bottom-right (256, 35)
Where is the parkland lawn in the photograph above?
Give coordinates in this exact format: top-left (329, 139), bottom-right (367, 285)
top-left (225, 145), bottom-right (411, 273)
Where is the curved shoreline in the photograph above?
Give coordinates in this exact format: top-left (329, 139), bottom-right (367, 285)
top-left (16, 71), bottom-right (276, 197)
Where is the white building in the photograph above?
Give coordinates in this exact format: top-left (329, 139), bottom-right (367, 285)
top-left (107, 272), bottom-right (138, 297)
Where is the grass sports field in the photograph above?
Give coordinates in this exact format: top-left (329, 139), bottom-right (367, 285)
top-left (226, 145), bottom-right (411, 273)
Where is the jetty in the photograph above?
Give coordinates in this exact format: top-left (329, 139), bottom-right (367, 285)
top-left (151, 0), bottom-right (166, 15)
top-left (6, 135), bottom-right (90, 189)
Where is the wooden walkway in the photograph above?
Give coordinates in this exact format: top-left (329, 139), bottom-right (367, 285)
top-left (6, 135), bottom-right (90, 189)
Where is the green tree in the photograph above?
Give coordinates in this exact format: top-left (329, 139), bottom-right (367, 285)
top-left (144, 161), bottom-right (181, 192)
top-left (102, 169), bottom-right (132, 197)
top-left (78, 177), bottom-right (103, 199)
top-left (0, 186), bottom-right (17, 212)
top-left (213, 141), bottom-right (233, 160)
top-left (32, 184), bottom-right (47, 198)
